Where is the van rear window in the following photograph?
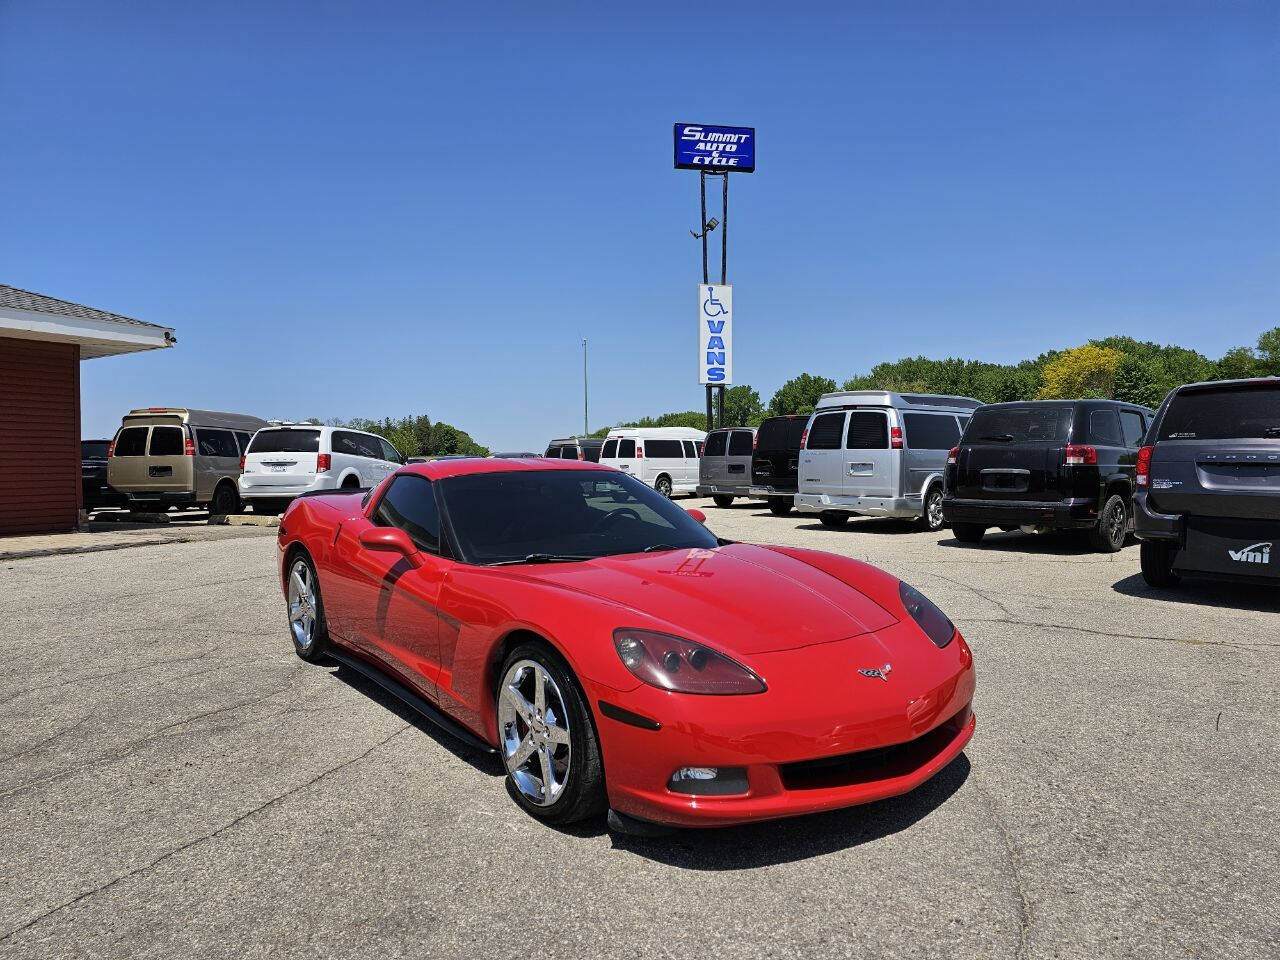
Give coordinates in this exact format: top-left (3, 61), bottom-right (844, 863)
top-left (965, 405), bottom-right (1072, 444)
top-left (756, 417), bottom-right (807, 452)
top-left (1158, 384), bottom-right (1280, 441)
top-left (149, 426), bottom-right (184, 456)
top-left (601, 439), bottom-right (618, 459)
top-left (704, 432), bottom-right (728, 457)
top-left (113, 427), bottom-right (148, 456)
top-left (728, 431), bottom-right (754, 456)
top-left (249, 429), bottom-right (321, 453)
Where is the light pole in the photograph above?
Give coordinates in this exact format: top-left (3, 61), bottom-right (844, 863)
top-left (582, 338), bottom-right (589, 437)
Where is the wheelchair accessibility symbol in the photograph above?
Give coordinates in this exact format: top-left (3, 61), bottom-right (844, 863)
top-left (702, 286), bottom-right (728, 318)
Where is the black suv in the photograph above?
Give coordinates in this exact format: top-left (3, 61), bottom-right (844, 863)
top-left (943, 399), bottom-right (1154, 552)
top-left (750, 415), bottom-right (808, 515)
top-left (1134, 378), bottom-right (1280, 588)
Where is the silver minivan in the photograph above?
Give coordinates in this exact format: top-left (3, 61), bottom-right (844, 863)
top-left (794, 391), bottom-right (981, 530)
top-left (696, 427), bottom-right (756, 506)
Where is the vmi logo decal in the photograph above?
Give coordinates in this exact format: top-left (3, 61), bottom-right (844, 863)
top-left (1227, 542), bottom-right (1272, 565)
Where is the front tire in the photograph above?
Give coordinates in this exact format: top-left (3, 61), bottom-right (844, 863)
top-left (285, 553), bottom-right (329, 662)
top-left (921, 485), bottom-right (946, 532)
top-left (712, 494), bottom-right (735, 508)
top-left (654, 475), bottom-right (673, 498)
top-left (952, 522), bottom-right (986, 543)
top-left (1089, 493), bottom-right (1129, 553)
top-left (1140, 540), bottom-right (1181, 588)
top-left (768, 496), bottom-right (792, 516)
top-left (496, 643), bottom-right (606, 825)
top-left (819, 511), bottom-right (849, 528)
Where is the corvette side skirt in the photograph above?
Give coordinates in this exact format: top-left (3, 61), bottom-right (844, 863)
top-left (328, 650), bottom-right (498, 755)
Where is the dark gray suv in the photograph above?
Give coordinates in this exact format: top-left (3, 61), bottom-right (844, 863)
top-left (1134, 377), bottom-right (1280, 587)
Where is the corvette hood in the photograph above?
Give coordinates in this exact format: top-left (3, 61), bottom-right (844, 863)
top-left (515, 543), bottom-right (899, 655)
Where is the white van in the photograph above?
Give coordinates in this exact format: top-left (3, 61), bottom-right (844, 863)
top-left (794, 391), bottom-right (981, 529)
top-left (598, 427), bottom-right (707, 498)
top-left (239, 424), bottom-right (403, 513)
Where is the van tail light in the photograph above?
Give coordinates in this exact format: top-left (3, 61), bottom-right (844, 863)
top-left (947, 446), bottom-right (959, 465)
top-left (239, 455), bottom-right (246, 470)
top-left (1136, 445), bottom-right (1153, 486)
top-left (1065, 444), bottom-right (1097, 466)
top-left (890, 427), bottom-right (904, 449)
top-left (635, 446), bottom-right (643, 459)
top-left (316, 453), bottom-right (332, 472)
top-left (752, 433), bottom-right (758, 450)
top-left (578, 449), bottom-right (584, 460)
top-left (107, 441), bottom-right (116, 458)
top-left (800, 429), bottom-right (809, 449)
top-left (183, 437), bottom-right (195, 456)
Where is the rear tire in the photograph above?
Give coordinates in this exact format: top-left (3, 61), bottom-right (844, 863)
top-left (819, 511), bottom-right (849, 528)
top-left (768, 496), bottom-right (793, 516)
top-left (285, 553), bottom-right (329, 662)
top-left (497, 642), bottom-right (606, 825)
top-left (1088, 493), bottom-right (1128, 553)
top-left (952, 523), bottom-right (986, 544)
top-left (655, 475), bottom-right (673, 498)
top-left (712, 494), bottom-right (734, 508)
top-left (920, 485), bottom-right (946, 532)
top-left (210, 482), bottom-right (240, 516)
top-left (1140, 540), bottom-right (1181, 588)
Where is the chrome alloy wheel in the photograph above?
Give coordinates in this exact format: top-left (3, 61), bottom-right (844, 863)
top-left (498, 659), bottom-right (572, 806)
top-left (926, 489), bottom-right (945, 530)
top-left (287, 559), bottom-right (318, 651)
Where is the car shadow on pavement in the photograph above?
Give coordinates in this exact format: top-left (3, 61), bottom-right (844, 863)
top-left (1111, 572), bottom-right (1280, 613)
top-left (601, 754), bottom-right (972, 870)
top-left (327, 662), bottom-right (506, 775)
top-left (936, 530), bottom-right (1120, 555)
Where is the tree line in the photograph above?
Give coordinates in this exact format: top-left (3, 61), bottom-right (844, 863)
top-left (306, 414), bottom-right (490, 458)
top-left (592, 326), bottom-right (1280, 431)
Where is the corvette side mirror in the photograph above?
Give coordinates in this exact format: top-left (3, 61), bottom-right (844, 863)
top-left (359, 527), bottom-right (422, 567)
top-left (686, 508), bottom-right (707, 525)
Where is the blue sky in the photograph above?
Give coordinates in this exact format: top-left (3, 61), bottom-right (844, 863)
top-left (1, 1), bottom-right (1276, 449)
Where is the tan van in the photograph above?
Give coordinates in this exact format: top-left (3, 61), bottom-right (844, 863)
top-left (107, 408), bottom-right (269, 514)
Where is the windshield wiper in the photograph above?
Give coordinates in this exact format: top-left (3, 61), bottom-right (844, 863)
top-left (977, 433), bottom-right (1015, 442)
top-left (1264, 426), bottom-right (1280, 438)
top-left (642, 543), bottom-right (678, 553)
top-left (487, 553), bottom-right (594, 566)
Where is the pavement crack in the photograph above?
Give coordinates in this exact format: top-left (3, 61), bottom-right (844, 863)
top-left (0, 722), bottom-right (412, 945)
top-left (0, 654), bottom-right (212, 707)
top-left (961, 616), bottom-right (1274, 650)
top-left (926, 571), bottom-right (1022, 619)
top-left (971, 770), bottom-right (1032, 959)
top-left (0, 712), bottom-right (94, 766)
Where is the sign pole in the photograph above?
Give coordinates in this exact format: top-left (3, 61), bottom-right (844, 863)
top-left (582, 338), bottom-right (589, 437)
top-left (719, 172), bottom-right (728, 427)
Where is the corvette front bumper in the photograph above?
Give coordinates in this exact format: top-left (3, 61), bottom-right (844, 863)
top-left (586, 626), bottom-right (976, 828)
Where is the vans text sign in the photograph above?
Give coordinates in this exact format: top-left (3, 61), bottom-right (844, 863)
top-left (699, 284), bottom-right (733, 385)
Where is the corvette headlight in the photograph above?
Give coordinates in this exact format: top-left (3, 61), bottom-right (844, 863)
top-left (613, 629), bottom-right (766, 695)
top-left (899, 581), bottom-right (955, 649)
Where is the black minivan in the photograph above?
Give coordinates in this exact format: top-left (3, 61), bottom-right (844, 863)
top-left (750, 415), bottom-right (808, 515)
top-left (1134, 378), bottom-right (1280, 587)
top-left (943, 399), bottom-right (1155, 552)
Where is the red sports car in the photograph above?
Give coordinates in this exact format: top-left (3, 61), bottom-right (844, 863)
top-left (276, 458), bottom-right (975, 830)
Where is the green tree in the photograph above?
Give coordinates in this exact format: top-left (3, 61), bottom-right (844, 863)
top-left (1256, 326), bottom-right (1280, 375)
top-left (1113, 354), bottom-right (1168, 408)
top-left (769, 373), bottom-right (837, 416)
top-left (1215, 346), bottom-right (1261, 382)
top-left (721, 385), bottom-right (764, 427)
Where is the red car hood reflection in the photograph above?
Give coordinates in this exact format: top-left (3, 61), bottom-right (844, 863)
top-left (502, 543), bottom-right (899, 656)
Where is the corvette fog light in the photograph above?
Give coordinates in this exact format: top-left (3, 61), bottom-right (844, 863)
top-left (667, 766), bottom-right (749, 796)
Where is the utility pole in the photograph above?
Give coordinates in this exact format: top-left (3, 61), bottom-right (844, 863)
top-left (582, 338), bottom-right (589, 437)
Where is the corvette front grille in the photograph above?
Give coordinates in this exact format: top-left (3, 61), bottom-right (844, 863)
top-left (778, 707), bottom-right (970, 791)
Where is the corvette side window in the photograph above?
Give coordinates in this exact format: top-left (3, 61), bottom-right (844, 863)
top-left (373, 475), bottom-right (440, 553)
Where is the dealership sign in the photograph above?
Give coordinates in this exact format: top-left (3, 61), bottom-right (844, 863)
top-left (674, 124), bottom-right (756, 172)
top-left (698, 284), bottom-right (733, 384)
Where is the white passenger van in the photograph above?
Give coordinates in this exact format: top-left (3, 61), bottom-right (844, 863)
top-left (239, 423), bottom-right (403, 513)
top-left (598, 427), bottom-right (707, 498)
top-left (794, 391), bottom-right (981, 530)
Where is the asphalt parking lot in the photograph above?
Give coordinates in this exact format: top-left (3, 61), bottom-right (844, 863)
top-left (1, 501), bottom-right (1276, 959)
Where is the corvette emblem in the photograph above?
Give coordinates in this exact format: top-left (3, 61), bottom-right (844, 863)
top-left (858, 663), bottom-right (892, 682)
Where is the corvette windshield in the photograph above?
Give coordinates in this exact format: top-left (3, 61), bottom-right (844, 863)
top-left (439, 470), bottom-right (718, 564)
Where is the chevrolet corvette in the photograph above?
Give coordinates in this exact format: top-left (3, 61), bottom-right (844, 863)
top-left (276, 458), bottom-right (975, 829)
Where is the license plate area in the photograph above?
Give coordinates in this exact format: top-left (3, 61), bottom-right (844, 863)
top-left (982, 469), bottom-right (1029, 493)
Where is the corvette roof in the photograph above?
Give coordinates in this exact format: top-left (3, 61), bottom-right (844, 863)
top-left (399, 457), bottom-right (612, 481)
